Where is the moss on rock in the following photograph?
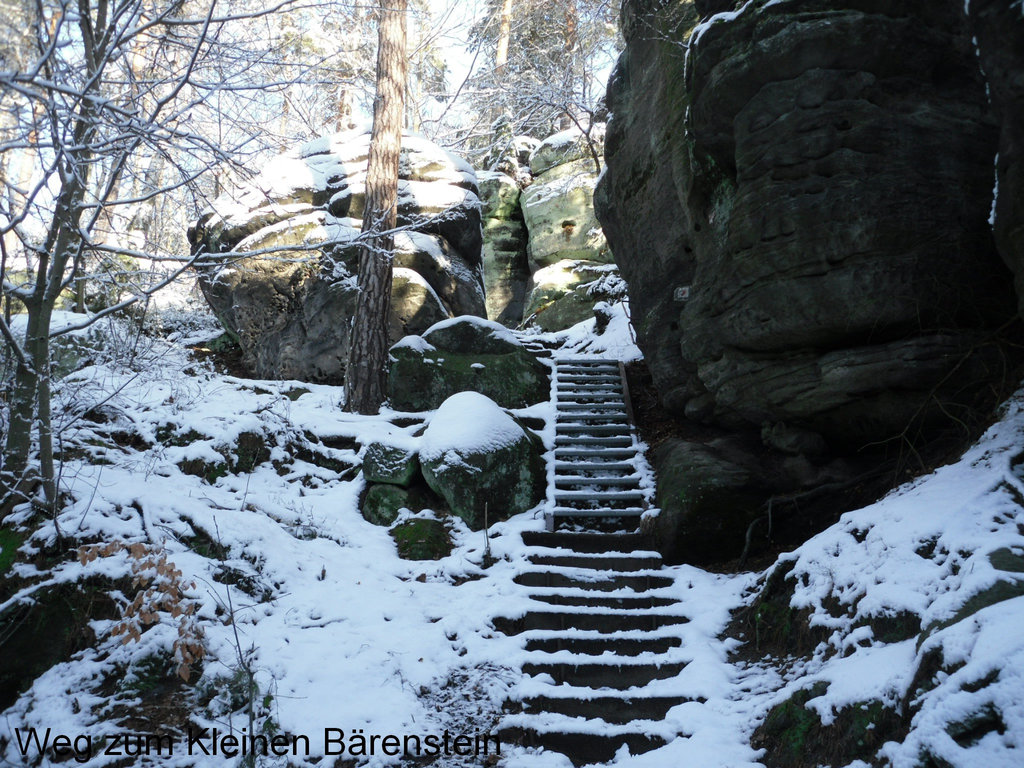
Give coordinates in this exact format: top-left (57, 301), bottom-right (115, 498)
top-left (390, 518), bottom-right (452, 561)
top-left (753, 683), bottom-right (904, 768)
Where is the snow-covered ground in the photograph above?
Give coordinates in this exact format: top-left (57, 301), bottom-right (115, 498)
top-left (1, 300), bottom-right (1022, 767)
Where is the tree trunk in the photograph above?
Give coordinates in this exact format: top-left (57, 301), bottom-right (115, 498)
top-left (343, 0), bottom-right (408, 415)
top-left (495, 0), bottom-right (513, 75)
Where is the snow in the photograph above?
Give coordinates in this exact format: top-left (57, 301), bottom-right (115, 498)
top-left (4, 286), bottom-right (1024, 768)
top-left (9, 310), bottom-right (110, 339)
top-left (420, 392), bottom-right (526, 463)
top-left (522, 299), bottom-right (642, 363)
top-left (424, 314), bottom-right (522, 347)
top-left (690, 0), bottom-right (758, 47)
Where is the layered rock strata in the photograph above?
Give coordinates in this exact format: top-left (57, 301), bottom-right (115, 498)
top-left (189, 131), bottom-right (485, 381)
top-left (597, 0), bottom-right (1021, 561)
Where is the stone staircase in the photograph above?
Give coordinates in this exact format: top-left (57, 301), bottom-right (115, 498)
top-left (549, 357), bottom-right (646, 530)
top-left (496, 354), bottom-right (689, 765)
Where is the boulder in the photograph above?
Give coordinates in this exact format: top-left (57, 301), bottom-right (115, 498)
top-left (529, 124), bottom-right (606, 176)
top-left (524, 260), bottom-right (627, 331)
top-left (362, 484), bottom-right (411, 526)
top-left (189, 130), bottom-right (486, 381)
top-left (363, 441), bottom-right (419, 487)
top-left (362, 483), bottom-right (441, 527)
top-left (390, 518), bottom-right (453, 560)
top-left (478, 171), bottom-right (531, 326)
top-left (478, 171), bottom-right (522, 220)
top-left (650, 437), bottom-right (772, 565)
top-left (419, 392), bottom-right (545, 529)
top-left (387, 317), bottom-right (549, 411)
top-left (522, 158), bottom-right (612, 267)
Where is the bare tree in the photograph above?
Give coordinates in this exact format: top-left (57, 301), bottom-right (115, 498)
top-left (344, 0), bottom-right (408, 415)
top-left (432, 0), bottom-right (619, 167)
top-left (0, 0), bottom-right (380, 515)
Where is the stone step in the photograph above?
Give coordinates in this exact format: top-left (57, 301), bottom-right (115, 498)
top-left (553, 460), bottom-right (636, 473)
top-left (494, 610), bottom-right (689, 634)
top-left (523, 659), bottom-right (687, 689)
top-left (521, 694), bottom-right (688, 724)
top-left (559, 373), bottom-right (621, 381)
top-left (555, 435), bottom-right (633, 447)
top-left (557, 381), bottom-right (621, 390)
top-left (521, 530), bottom-right (649, 552)
top-left (523, 634), bottom-right (682, 656)
top-left (514, 570), bottom-right (674, 592)
top-left (554, 489), bottom-right (646, 503)
top-left (554, 475), bottom-right (641, 488)
top-left (550, 507), bottom-right (646, 518)
top-left (557, 423), bottom-right (631, 435)
top-left (529, 592), bottom-right (677, 610)
top-left (558, 364), bottom-right (621, 373)
top-left (501, 727), bottom-right (666, 766)
top-left (554, 447), bottom-right (635, 460)
top-left (526, 552), bottom-right (662, 570)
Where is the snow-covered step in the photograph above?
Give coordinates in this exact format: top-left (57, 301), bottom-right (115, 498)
top-left (494, 609), bottom-right (689, 634)
top-left (557, 411), bottom-right (629, 420)
top-left (553, 460), bottom-right (636, 473)
top-left (514, 570), bottom-right (674, 592)
top-left (522, 658), bottom-right (687, 689)
top-left (553, 475), bottom-right (641, 487)
top-left (523, 634), bottom-right (682, 657)
top-left (526, 551), bottom-right (662, 571)
top-left (528, 592), bottom-right (676, 610)
top-left (521, 693), bottom-right (689, 724)
top-left (558, 356), bottom-right (621, 364)
top-left (557, 493), bottom-right (643, 505)
top-left (521, 530), bottom-right (646, 551)
top-left (550, 507), bottom-right (646, 519)
top-left (557, 372), bottom-right (621, 381)
top-left (556, 405), bottom-right (628, 416)
top-left (558, 364), bottom-right (620, 373)
top-left (554, 435), bottom-right (633, 448)
top-left (554, 447), bottom-right (635, 460)
top-left (500, 718), bottom-right (668, 765)
top-left (556, 423), bottom-right (630, 436)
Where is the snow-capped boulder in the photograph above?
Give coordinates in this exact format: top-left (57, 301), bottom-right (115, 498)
top-left (419, 392), bottom-right (544, 529)
top-left (528, 124), bottom-right (606, 176)
top-left (189, 130), bottom-right (486, 381)
top-left (387, 317), bottom-right (549, 412)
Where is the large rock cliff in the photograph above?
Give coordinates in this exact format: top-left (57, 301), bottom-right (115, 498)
top-left (596, 0), bottom-right (1024, 562)
top-left (189, 131), bottom-right (485, 381)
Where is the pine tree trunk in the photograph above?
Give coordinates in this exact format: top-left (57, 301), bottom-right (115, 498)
top-left (344, 0), bottom-right (408, 415)
top-left (495, 0), bottom-right (513, 75)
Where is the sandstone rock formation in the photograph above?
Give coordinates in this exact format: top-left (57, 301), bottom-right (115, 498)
top-left (597, 0), bottom-right (1023, 561)
top-left (478, 171), bottom-right (531, 325)
top-left (420, 392), bottom-right (545, 529)
top-left (189, 131), bottom-right (485, 381)
top-left (968, 0), bottom-right (1024, 317)
top-left (387, 317), bottom-right (549, 411)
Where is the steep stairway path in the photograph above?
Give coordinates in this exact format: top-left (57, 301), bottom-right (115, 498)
top-left (547, 357), bottom-right (649, 531)
top-left (497, 352), bottom-right (687, 765)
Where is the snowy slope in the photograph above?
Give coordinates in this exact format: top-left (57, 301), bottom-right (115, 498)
top-left (1, 303), bottom-right (1022, 767)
